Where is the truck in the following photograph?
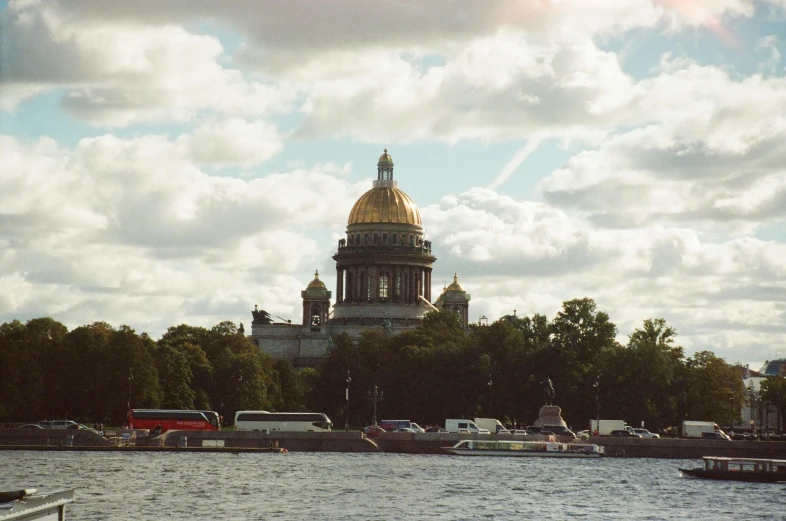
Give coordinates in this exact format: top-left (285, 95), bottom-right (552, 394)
top-left (588, 419), bottom-right (635, 436)
top-left (379, 420), bottom-right (412, 432)
top-left (445, 419), bottom-right (490, 434)
top-left (682, 421), bottom-right (724, 439)
top-left (474, 418), bottom-right (510, 435)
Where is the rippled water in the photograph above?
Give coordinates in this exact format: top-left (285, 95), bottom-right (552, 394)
top-left (2, 451), bottom-right (782, 520)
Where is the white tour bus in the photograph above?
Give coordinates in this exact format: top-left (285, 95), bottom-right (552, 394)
top-left (234, 411), bottom-right (332, 432)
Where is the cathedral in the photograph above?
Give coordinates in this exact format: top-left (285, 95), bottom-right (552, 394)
top-left (249, 150), bottom-right (471, 367)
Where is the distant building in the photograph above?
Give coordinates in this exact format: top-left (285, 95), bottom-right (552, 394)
top-left (738, 364), bottom-right (783, 433)
top-left (249, 150), bottom-right (470, 367)
top-left (759, 359), bottom-right (786, 377)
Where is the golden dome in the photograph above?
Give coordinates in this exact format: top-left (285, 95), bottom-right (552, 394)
top-left (307, 270), bottom-right (326, 289)
top-left (348, 186), bottom-right (422, 225)
top-left (378, 148), bottom-right (393, 165)
top-left (446, 273), bottom-right (464, 292)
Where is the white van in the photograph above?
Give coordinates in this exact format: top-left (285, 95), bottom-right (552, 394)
top-left (474, 418), bottom-right (510, 434)
top-left (445, 419), bottom-right (490, 434)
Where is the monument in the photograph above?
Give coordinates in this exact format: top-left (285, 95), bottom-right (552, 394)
top-left (532, 377), bottom-right (568, 428)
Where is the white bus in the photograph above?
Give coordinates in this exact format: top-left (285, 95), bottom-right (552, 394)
top-left (234, 411), bottom-right (332, 432)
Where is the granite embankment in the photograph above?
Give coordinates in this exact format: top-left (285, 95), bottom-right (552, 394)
top-left (2, 428), bottom-right (786, 459)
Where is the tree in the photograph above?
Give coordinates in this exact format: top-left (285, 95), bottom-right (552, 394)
top-left (760, 376), bottom-right (786, 431)
top-left (153, 344), bottom-right (195, 409)
top-left (622, 318), bottom-right (685, 430)
top-left (0, 319), bottom-right (60, 421)
top-left (158, 325), bottom-right (214, 409)
top-left (683, 351), bottom-right (744, 426)
top-left (203, 321), bottom-right (277, 421)
top-left (540, 298), bottom-right (618, 429)
top-left (272, 359), bottom-right (306, 411)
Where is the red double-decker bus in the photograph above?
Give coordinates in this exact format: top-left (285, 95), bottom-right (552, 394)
top-left (127, 409), bottom-right (220, 433)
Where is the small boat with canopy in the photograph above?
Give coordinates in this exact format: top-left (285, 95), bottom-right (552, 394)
top-left (679, 456), bottom-right (786, 483)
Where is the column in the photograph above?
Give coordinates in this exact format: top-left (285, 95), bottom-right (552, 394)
top-left (336, 267), bottom-right (344, 303)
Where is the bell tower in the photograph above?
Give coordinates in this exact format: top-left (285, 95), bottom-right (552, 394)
top-left (301, 270), bottom-right (331, 329)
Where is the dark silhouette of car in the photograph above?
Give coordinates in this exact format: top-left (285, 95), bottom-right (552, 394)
top-left (610, 429), bottom-right (641, 437)
top-left (528, 425), bottom-right (576, 438)
top-left (701, 431), bottom-right (731, 440)
top-left (364, 426), bottom-right (386, 438)
top-left (424, 426), bottom-right (448, 433)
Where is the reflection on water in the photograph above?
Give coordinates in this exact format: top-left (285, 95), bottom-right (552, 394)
top-left (2, 451), bottom-right (781, 520)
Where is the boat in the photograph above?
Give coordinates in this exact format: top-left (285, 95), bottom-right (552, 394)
top-left (679, 456), bottom-right (786, 483)
top-left (0, 489), bottom-right (74, 520)
top-left (442, 439), bottom-right (604, 457)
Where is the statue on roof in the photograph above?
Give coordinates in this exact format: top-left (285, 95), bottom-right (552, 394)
top-left (251, 305), bottom-right (273, 326)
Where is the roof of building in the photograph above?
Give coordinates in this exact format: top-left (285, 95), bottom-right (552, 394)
top-left (446, 273), bottom-right (464, 292)
top-left (347, 186), bottom-right (422, 225)
top-left (307, 270), bottom-right (326, 289)
top-left (378, 148), bottom-right (393, 165)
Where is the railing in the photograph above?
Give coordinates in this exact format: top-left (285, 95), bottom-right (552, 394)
top-left (335, 244), bottom-right (433, 256)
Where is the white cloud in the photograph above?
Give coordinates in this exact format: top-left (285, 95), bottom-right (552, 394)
top-left (0, 131), bottom-right (357, 333)
top-left (757, 35), bottom-right (782, 75)
top-left (0, 2), bottom-right (293, 124)
top-left (424, 187), bottom-right (786, 365)
top-left (181, 118), bottom-right (283, 168)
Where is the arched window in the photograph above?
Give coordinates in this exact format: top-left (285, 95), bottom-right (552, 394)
top-left (379, 274), bottom-right (389, 299)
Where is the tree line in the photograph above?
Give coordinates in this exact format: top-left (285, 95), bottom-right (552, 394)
top-left (1, 298), bottom-right (784, 432)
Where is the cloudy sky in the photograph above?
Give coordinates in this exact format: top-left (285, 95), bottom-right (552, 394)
top-left (2, 0), bottom-right (785, 370)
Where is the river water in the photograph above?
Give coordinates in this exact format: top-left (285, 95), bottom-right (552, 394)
top-left (1, 451), bottom-right (782, 520)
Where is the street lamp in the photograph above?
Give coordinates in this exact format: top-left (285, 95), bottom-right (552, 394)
top-left (593, 377), bottom-right (600, 435)
top-left (345, 370), bottom-right (351, 431)
top-left (238, 372), bottom-right (244, 410)
top-left (367, 385), bottom-right (383, 426)
top-left (127, 368), bottom-right (133, 411)
top-left (729, 395), bottom-right (735, 433)
top-left (747, 385), bottom-right (758, 439)
top-left (487, 375), bottom-right (493, 415)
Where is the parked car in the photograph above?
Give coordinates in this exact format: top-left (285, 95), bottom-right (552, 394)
top-left (364, 426), bottom-right (386, 438)
top-left (409, 423), bottom-right (425, 433)
top-left (633, 428), bottom-right (660, 439)
top-left (37, 420), bottom-right (80, 429)
top-left (610, 429), bottom-right (641, 437)
top-left (424, 426), bottom-right (448, 433)
top-left (541, 425), bottom-right (576, 437)
top-left (394, 427), bottom-right (419, 433)
top-left (510, 430), bottom-right (535, 436)
top-left (576, 430), bottom-right (590, 440)
top-left (701, 431), bottom-right (731, 441)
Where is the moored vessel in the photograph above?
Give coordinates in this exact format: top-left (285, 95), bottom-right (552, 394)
top-left (679, 456), bottom-right (786, 483)
top-left (443, 439), bottom-right (604, 457)
top-left (0, 489), bottom-right (74, 520)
